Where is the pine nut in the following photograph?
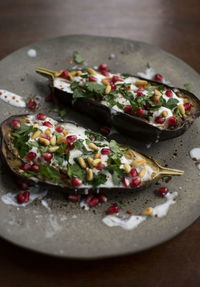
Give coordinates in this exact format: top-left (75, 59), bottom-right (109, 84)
top-left (139, 168), bottom-right (146, 178)
top-left (105, 85), bottom-right (111, 94)
top-left (87, 68), bottom-right (97, 75)
top-left (154, 89), bottom-right (162, 97)
top-left (50, 134), bottom-right (56, 146)
top-left (87, 168), bottom-right (93, 181)
top-left (63, 130), bottom-right (68, 136)
top-left (48, 146), bottom-right (59, 152)
top-left (39, 138), bottom-right (50, 146)
top-left (57, 136), bottom-right (66, 145)
top-left (178, 104), bottom-right (185, 115)
top-left (78, 157), bottom-right (86, 169)
top-left (101, 78), bottom-right (110, 86)
top-left (162, 110), bottom-right (168, 117)
top-left (132, 158), bottom-right (146, 168)
top-left (183, 98), bottom-right (188, 103)
top-left (88, 142), bottom-right (99, 151)
top-left (87, 157), bottom-right (94, 168)
top-left (70, 71), bottom-right (77, 77)
top-left (33, 123), bottom-right (38, 128)
top-left (68, 72), bottom-right (73, 81)
top-left (32, 130), bottom-right (41, 139)
top-left (93, 159), bottom-right (102, 167)
top-left (76, 70), bottom-right (82, 76)
top-left (141, 207), bottom-right (154, 216)
top-left (124, 163), bottom-right (131, 173)
top-left (94, 153), bottom-right (101, 159)
top-left (45, 128), bottom-right (51, 135)
top-left (135, 80), bottom-right (148, 86)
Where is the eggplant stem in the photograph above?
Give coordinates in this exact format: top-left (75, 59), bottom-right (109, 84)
top-left (36, 67), bottom-right (57, 80)
top-left (151, 158), bottom-right (184, 176)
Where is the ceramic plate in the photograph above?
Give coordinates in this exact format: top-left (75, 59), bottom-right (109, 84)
top-left (0, 35), bottom-right (199, 259)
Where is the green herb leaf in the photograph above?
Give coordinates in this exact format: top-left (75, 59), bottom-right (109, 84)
top-left (91, 173), bottom-right (107, 187)
top-left (184, 83), bottom-right (191, 91)
top-left (73, 51), bottom-right (84, 64)
top-left (67, 163), bottom-right (86, 182)
top-left (59, 109), bottom-right (67, 117)
top-left (85, 82), bottom-right (105, 94)
top-left (39, 165), bottom-right (62, 183)
top-left (85, 130), bottom-right (104, 142)
top-left (164, 98), bottom-right (179, 110)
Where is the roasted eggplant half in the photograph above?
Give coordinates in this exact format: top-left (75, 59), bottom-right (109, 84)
top-left (36, 66), bottom-right (200, 142)
top-left (1, 114), bottom-right (183, 193)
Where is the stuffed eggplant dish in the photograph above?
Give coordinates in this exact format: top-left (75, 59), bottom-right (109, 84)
top-left (1, 114), bottom-right (184, 192)
top-left (36, 65), bottom-right (200, 142)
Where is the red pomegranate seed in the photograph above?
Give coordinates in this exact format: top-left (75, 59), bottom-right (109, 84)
top-left (89, 76), bottom-right (97, 82)
top-left (154, 73), bottom-right (163, 82)
top-left (184, 103), bottom-right (191, 111)
top-left (36, 113), bottom-right (46, 120)
top-left (155, 116), bottom-right (165, 124)
top-left (17, 193), bottom-right (24, 204)
top-left (98, 193), bottom-right (107, 203)
top-left (154, 99), bottom-right (159, 105)
top-left (71, 177), bottom-right (82, 187)
top-left (112, 75), bottom-right (122, 83)
top-left (21, 183), bottom-right (29, 191)
top-left (144, 101), bottom-right (151, 110)
top-left (66, 135), bottom-right (77, 144)
top-left (89, 197), bottom-right (99, 207)
top-left (20, 163), bottom-right (31, 171)
top-left (136, 107), bottom-right (145, 116)
top-left (40, 133), bottom-right (50, 140)
top-left (42, 152), bottom-right (53, 161)
top-left (45, 93), bottom-right (53, 102)
top-left (124, 105), bottom-right (132, 114)
top-left (68, 194), bottom-right (80, 202)
top-left (123, 177), bottom-right (130, 188)
top-left (165, 90), bottom-right (173, 97)
top-left (101, 148), bottom-right (111, 155)
top-left (98, 64), bottom-right (108, 72)
top-left (55, 126), bottom-right (63, 133)
top-left (26, 152), bottom-right (36, 161)
top-left (100, 127), bottom-right (110, 136)
top-left (130, 177), bottom-right (141, 187)
top-left (96, 163), bottom-right (105, 170)
top-left (167, 116), bottom-right (177, 126)
top-left (101, 70), bottom-right (110, 76)
top-left (43, 121), bottom-right (53, 128)
top-left (31, 164), bottom-right (39, 172)
top-left (138, 85), bottom-right (145, 91)
top-left (61, 70), bottom-right (68, 79)
top-left (27, 99), bottom-right (36, 109)
top-left (23, 191), bottom-right (30, 203)
top-left (107, 204), bottom-right (119, 214)
top-left (157, 187), bottom-right (168, 197)
top-left (86, 193), bottom-right (93, 203)
top-left (137, 92), bottom-right (143, 97)
top-left (129, 168), bottom-right (138, 178)
top-left (11, 119), bottom-right (20, 129)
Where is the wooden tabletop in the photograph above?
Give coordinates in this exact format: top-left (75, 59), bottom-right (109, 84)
top-left (1, 0), bottom-right (200, 286)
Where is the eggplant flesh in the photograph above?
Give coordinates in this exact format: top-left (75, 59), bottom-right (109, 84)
top-left (36, 67), bottom-right (200, 142)
top-left (1, 114), bottom-right (183, 193)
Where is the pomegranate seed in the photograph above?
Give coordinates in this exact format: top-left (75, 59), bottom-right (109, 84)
top-left (184, 103), bottom-right (191, 111)
top-left (61, 70), bottom-right (68, 79)
top-left (43, 121), bottom-right (53, 128)
top-left (23, 191), bottom-right (30, 203)
top-left (11, 119), bottom-right (20, 129)
top-left (124, 105), bottom-right (132, 114)
top-left (107, 204), bottom-right (119, 214)
top-left (154, 73), bottom-right (163, 82)
top-left (137, 92), bottom-right (143, 97)
top-left (129, 168), bottom-right (138, 178)
top-left (21, 183), bottom-right (29, 191)
top-left (27, 99), bottom-right (36, 109)
top-left (100, 127), bottom-right (110, 136)
top-left (136, 107), bottom-right (145, 116)
top-left (66, 135), bottom-right (77, 144)
top-left (138, 86), bottom-right (145, 91)
top-left (86, 193), bottom-right (94, 203)
top-left (89, 197), bottom-right (99, 207)
top-left (17, 193), bottom-right (24, 204)
top-left (26, 152), bottom-right (36, 161)
top-left (55, 126), bottom-right (63, 133)
top-left (71, 177), bottom-right (82, 187)
top-left (42, 152), bottom-right (53, 161)
top-left (68, 194), bottom-right (80, 202)
top-left (45, 93), bottom-right (53, 102)
top-left (31, 164), bottom-right (39, 172)
top-left (36, 113), bottom-right (46, 120)
top-left (89, 76), bottom-right (97, 82)
top-left (154, 99), bottom-right (159, 105)
top-left (130, 177), bottom-right (141, 187)
top-left (96, 163), bottom-right (105, 170)
top-left (165, 90), bottom-right (173, 97)
top-left (98, 193), bottom-right (107, 203)
top-left (167, 116), bottom-right (177, 126)
top-left (101, 70), bottom-right (110, 76)
top-left (123, 177), bottom-right (130, 188)
top-left (112, 75), bottom-right (122, 83)
top-left (110, 82), bottom-right (116, 90)
top-left (98, 64), bottom-right (108, 72)
top-left (155, 116), bottom-right (165, 124)
top-left (144, 102), bottom-right (151, 110)
top-left (101, 148), bottom-right (111, 155)
top-left (40, 133), bottom-right (50, 140)
top-left (20, 163), bottom-right (31, 171)
top-left (157, 187), bottom-right (168, 197)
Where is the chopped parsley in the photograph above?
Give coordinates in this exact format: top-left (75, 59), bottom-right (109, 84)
top-left (73, 51), bottom-right (84, 64)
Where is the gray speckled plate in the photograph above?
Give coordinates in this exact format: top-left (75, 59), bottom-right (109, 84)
top-left (0, 35), bottom-right (200, 259)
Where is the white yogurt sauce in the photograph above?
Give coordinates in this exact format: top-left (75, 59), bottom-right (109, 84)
top-left (189, 148), bottom-right (200, 170)
top-left (137, 67), bottom-right (170, 85)
top-left (27, 49), bottom-right (37, 57)
top-left (0, 89), bottom-right (26, 107)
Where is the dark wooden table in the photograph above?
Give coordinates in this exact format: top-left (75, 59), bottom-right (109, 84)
top-left (1, 0), bottom-right (200, 286)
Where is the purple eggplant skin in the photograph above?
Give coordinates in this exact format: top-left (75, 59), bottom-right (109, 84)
top-left (52, 78), bottom-right (200, 142)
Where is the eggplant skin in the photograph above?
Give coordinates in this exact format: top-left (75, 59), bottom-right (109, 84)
top-left (53, 78), bottom-right (200, 142)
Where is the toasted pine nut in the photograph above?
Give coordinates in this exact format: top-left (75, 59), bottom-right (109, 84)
top-left (87, 68), bottom-right (97, 75)
top-left (78, 157), bottom-right (86, 169)
top-left (162, 110), bottom-right (168, 117)
top-left (105, 85), bottom-right (111, 94)
top-left (178, 104), bottom-right (185, 115)
top-left (70, 71), bottom-right (77, 77)
top-left (87, 168), bottom-right (93, 181)
top-left (183, 98), bottom-right (188, 103)
top-left (139, 168), bottom-right (146, 178)
top-left (39, 138), bottom-right (50, 146)
top-left (57, 136), bottom-right (66, 145)
top-left (68, 72), bottom-right (73, 81)
top-left (88, 142), bottom-right (99, 151)
top-left (94, 153), bottom-right (101, 159)
top-left (132, 158), bottom-right (146, 168)
top-left (101, 78), bottom-right (110, 86)
top-left (154, 89), bottom-right (162, 97)
top-left (76, 70), bottom-right (82, 76)
top-left (135, 80), bottom-right (148, 86)
top-left (50, 134), bottom-right (56, 146)
top-left (33, 123), bottom-right (38, 128)
top-left (124, 163), bottom-right (131, 173)
top-left (48, 146), bottom-right (59, 152)
top-left (141, 207), bottom-right (154, 216)
top-left (45, 128), bottom-right (51, 135)
top-left (87, 157), bottom-right (94, 168)
top-left (32, 130), bottom-right (41, 139)
top-left (55, 70), bottom-right (63, 77)
top-left (63, 130), bottom-right (68, 136)
top-left (93, 159), bottom-right (102, 167)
